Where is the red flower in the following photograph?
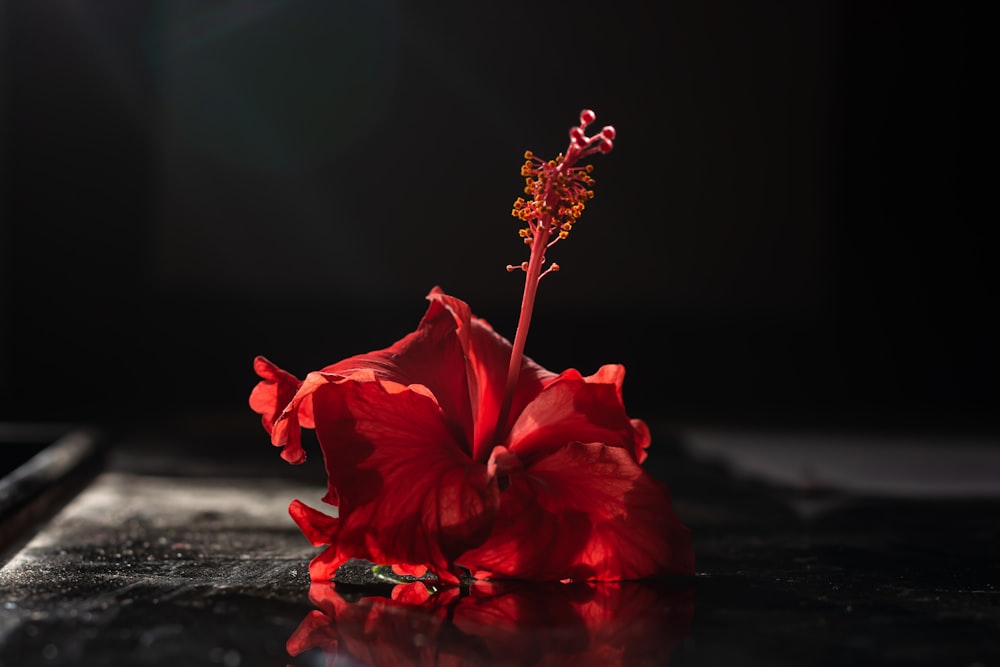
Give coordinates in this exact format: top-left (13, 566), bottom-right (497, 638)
top-left (287, 580), bottom-right (694, 666)
top-left (250, 288), bottom-right (693, 583)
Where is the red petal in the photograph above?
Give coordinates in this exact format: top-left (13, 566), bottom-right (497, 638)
top-left (316, 292), bottom-right (476, 454)
top-left (584, 365), bottom-right (652, 463)
top-left (250, 289), bottom-right (560, 467)
top-left (505, 365), bottom-right (650, 464)
top-left (249, 356), bottom-right (305, 461)
top-left (289, 499), bottom-right (339, 547)
top-left (309, 378), bottom-right (500, 581)
top-left (307, 544), bottom-right (350, 583)
top-left (391, 563), bottom-right (429, 579)
top-left (269, 370), bottom-right (343, 471)
top-left (458, 442), bottom-right (693, 581)
top-left (286, 501), bottom-right (356, 582)
top-left (427, 288), bottom-right (557, 461)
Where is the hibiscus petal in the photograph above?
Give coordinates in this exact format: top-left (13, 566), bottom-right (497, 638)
top-left (269, 370), bottom-right (345, 471)
top-left (390, 563), bottom-right (430, 579)
top-left (271, 370), bottom-right (418, 505)
top-left (458, 442), bottom-right (693, 581)
top-left (505, 366), bottom-right (651, 464)
top-left (289, 499), bottom-right (339, 547)
top-left (249, 356), bottom-right (304, 461)
top-left (584, 365), bottom-right (652, 463)
top-left (307, 542), bottom-right (351, 583)
top-left (427, 287), bottom-right (557, 461)
top-left (309, 378), bottom-right (500, 582)
top-left (316, 293), bottom-right (476, 453)
top-left (286, 500), bottom-right (358, 582)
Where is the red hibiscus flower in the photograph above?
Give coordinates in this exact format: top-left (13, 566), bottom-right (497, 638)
top-left (250, 288), bottom-right (693, 583)
top-left (250, 110), bottom-right (693, 584)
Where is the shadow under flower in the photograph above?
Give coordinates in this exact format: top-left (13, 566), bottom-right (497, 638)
top-left (288, 577), bottom-right (694, 666)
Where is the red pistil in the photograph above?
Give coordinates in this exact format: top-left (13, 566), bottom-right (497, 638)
top-left (496, 110), bottom-right (615, 441)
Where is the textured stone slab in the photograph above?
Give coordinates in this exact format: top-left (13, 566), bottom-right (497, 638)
top-left (0, 473), bottom-right (324, 667)
top-left (1, 424), bottom-right (998, 666)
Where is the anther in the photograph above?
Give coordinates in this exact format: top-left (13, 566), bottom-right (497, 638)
top-left (540, 262), bottom-right (561, 279)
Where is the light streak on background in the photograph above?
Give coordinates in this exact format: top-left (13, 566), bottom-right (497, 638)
top-left (148, 0), bottom-right (402, 296)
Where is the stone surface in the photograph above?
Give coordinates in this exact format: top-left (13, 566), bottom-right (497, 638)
top-left (0, 422), bottom-right (998, 666)
top-left (0, 472), bottom-right (320, 667)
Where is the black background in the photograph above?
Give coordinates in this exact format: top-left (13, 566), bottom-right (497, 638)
top-left (0, 1), bottom-right (994, 436)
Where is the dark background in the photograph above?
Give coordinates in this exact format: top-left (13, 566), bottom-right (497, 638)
top-left (0, 1), bottom-right (994, 436)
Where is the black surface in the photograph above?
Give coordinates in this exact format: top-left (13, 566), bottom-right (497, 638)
top-left (0, 425), bottom-right (105, 559)
top-left (0, 420), bottom-right (997, 666)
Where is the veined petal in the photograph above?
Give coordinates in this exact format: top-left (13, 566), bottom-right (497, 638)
top-left (458, 442), bottom-right (693, 581)
top-left (249, 356), bottom-right (304, 462)
top-left (427, 287), bottom-right (557, 462)
top-left (317, 294), bottom-right (475, 454)
top-left (286, 500), bottom-right (358, 582)
top-left (270, 370), bottom-right (429, 504)
top-left (269, 370), bottom-right (344, 468)
top-left (289, 499), bottom-right (339, 548)
top-left (505, 366), bottom-right (650, 464)
top-left (584, 364), bottom-right (652, 463)
top-left (290, 504), bottom-right (438, 584)
top-left (309, 378), bottom-right (500, 582)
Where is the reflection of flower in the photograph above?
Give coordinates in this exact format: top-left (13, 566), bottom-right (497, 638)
top-left (288, 581), bottom-right (694, 667)
top-left (251, 289), bottom-right (693, 583)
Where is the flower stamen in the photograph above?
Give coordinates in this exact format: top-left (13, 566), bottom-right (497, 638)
top-left (495, 110), bottom-right (615, 442)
